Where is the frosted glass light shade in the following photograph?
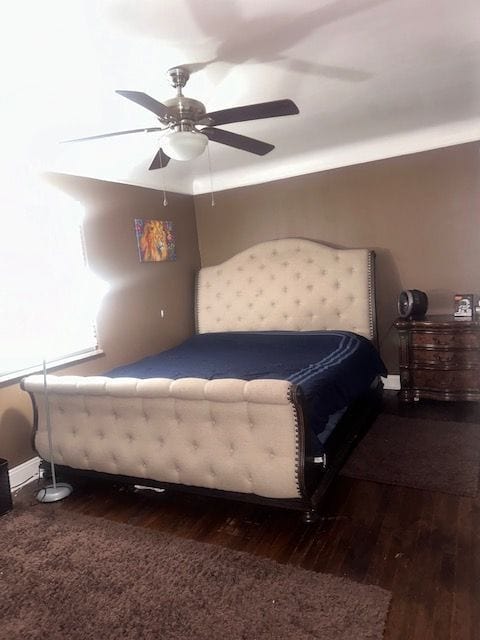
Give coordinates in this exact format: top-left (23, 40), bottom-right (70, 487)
top-left (162, 131), bottom-right (208, 161)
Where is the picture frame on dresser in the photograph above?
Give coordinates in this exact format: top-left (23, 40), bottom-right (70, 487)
top-left (454, 293), bottom-right (474, 318)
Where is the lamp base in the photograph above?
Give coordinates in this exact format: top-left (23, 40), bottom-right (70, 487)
top-left (36, 483), bottom-right (73, 503)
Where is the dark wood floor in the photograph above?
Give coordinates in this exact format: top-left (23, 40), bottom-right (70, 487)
top-left (15, 391), bottom-right (480, 640)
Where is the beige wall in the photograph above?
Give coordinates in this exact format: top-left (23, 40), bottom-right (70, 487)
top-left (1, 173), bottom-right (200, 467)
top-left (194, 142), bottom-right (480, 372)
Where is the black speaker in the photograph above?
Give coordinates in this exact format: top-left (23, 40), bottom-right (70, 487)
top-left (398, 289), bottom-right (429, 319)
top-left (0, 459), bottom-right (13, 516)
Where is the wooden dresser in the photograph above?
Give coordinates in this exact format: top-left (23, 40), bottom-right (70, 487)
top-left (394, 314), bottom-right (480, 402)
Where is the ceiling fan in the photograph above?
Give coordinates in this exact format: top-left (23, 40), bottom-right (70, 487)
top-left (64, 66), bottom-right (299, 169)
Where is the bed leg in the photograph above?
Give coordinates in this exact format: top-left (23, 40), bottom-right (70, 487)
top-left (302, 508), bottom-right (319, 524)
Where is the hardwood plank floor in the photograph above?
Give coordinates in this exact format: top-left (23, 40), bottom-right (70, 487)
top-left (13, 391), bottom-right (480, 640)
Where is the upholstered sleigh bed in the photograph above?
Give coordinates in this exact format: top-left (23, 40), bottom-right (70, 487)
top-left (22, 238), bottom-right (386, 521)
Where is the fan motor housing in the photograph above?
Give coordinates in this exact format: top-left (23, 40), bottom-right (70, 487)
top-left (162, 96), bottom-right (206, 123)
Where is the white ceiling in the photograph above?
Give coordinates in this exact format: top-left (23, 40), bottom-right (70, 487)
top-left (2, 0), bottom-right (480, 196)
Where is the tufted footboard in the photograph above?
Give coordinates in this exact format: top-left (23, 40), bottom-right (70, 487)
top-left (22, 375), bottom-right (307, 501)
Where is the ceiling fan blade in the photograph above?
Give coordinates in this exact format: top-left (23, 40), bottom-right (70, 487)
top-left (202, 127), bottom-right (274, 155)
top-left (62, 127), bottom-right (164, 143)
top-left (116, 90), bottom-right (170, 119)
top-left (149, 149), bottom-right (171, 170)
top-left (203, 99), bottom-right (299, 126)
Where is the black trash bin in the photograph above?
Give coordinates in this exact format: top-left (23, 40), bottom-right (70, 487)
top-left (0, 458), bottom-right (13, 515)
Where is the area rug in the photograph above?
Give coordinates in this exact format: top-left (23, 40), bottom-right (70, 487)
top-left (0, 507), bottom-right (390, 640)
top-left (342, 414), bottom-right (480, 496)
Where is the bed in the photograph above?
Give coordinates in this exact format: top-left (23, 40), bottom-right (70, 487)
top-left (22, 238), bottom-right (386, 521)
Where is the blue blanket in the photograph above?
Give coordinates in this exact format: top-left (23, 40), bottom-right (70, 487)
top-left (106, 331), bottom-right (387, 442)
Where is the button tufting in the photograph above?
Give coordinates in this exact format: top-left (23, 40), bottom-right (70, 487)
top-left (307, 284), bottom-right (313, 291)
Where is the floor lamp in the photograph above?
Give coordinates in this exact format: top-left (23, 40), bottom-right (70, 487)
top-left (36, 359), bottom-right (72, 503)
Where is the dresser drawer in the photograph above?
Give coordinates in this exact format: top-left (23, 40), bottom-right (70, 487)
top-left (411, 330), bottom-right (480, 349)
top-left (411, 349), bottom-right (480, 367)
top-left (412, 368), bottom-right (480, 391)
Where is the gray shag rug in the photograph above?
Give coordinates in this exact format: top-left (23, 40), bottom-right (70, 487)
top-left (0, 507), bottom-right (390, 640)
top-left (342, 414), bottom-right (480, 496)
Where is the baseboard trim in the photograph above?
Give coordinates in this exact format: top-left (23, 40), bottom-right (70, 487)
top-left (9, 456), bottom-right (41, 492)
top-left (382, 375), bottom-right (400, 391)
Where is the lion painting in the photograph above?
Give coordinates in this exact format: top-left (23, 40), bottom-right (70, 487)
top-left (135, 219), bottom-right (176, 262)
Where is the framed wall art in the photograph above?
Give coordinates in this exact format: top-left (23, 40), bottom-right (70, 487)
top-left (134, 219), bottom-right (176, 263)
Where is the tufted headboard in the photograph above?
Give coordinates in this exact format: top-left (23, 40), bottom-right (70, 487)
top-left (196, 238), bottom-right (377, 342)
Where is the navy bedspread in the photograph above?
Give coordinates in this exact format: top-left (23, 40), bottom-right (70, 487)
top-left (106, 331), bottom-right (387, 440)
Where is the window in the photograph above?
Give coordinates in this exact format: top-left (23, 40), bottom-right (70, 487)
top-left (0, 182), bottom-right (107, 379)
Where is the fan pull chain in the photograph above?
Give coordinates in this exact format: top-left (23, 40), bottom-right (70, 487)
top-left (207, 144), bottom-right (215, 207)
top-left (159, 150), bottom-right (168, 206)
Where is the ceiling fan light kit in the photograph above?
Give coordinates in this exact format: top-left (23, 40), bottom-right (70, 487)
top-left (162, 129), bottom-right (208, 161)
top-left (64, 66), bottom-right (299, 169)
